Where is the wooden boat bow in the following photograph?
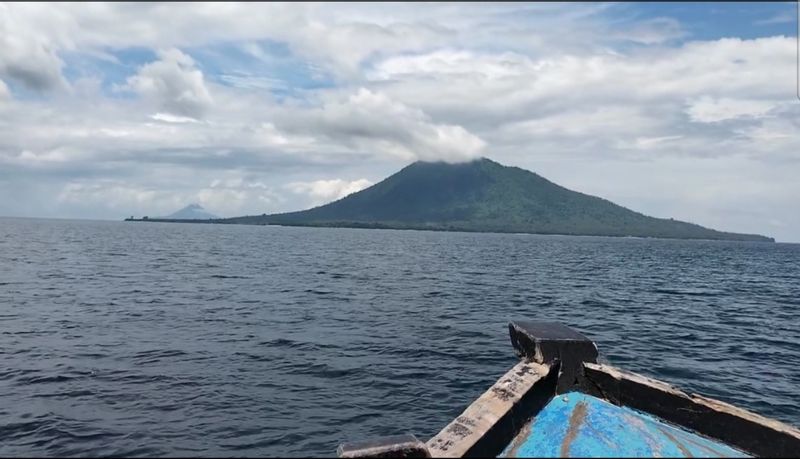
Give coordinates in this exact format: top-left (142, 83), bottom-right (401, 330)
top-left (337, 320), bottom-right (800, 458)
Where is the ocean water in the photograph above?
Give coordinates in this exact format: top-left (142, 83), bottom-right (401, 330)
top-left (1, 217), bottom-right (798, 457)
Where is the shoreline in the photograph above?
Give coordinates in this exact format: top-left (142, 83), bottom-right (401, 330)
top-left (123, 217), bottom-right (776, 243)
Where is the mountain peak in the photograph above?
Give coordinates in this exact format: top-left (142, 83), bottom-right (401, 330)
top-left (163, 204), bottom-right (219, 220)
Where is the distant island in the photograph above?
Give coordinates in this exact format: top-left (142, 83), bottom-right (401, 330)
top-left (128, 203), bottom-right (219, 221)
top-left (163, 204), bottom-right (219, 220)
top-left (126, 158), bottom-right (774, 242)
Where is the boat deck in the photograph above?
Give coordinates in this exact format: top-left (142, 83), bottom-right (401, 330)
top-left (500, 392), bottom-right (750, 458)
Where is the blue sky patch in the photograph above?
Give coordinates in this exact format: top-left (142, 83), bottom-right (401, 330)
top-left (617, 2), bottom-right (797, 41)
top-left (188, 40), bottom-right (335, 101)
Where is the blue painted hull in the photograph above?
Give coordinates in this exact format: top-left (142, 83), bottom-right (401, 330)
top-left (500, 392), bottom-right (749, 458)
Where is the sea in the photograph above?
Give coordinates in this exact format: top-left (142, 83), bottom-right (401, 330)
top-left (1, 217), bottom-right (798, 456)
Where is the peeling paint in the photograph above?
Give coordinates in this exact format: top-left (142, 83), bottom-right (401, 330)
top-left (505, 420), bottom-right (534, 458)
top-left (655, 424), bottom-right (693, 458)
top-left (560, 401), bottom-right (587, 457)
top-left (624, 412), bottom-right (665, 457)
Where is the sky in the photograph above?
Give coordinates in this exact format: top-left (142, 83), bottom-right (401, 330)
top-left (0, 2), bottom-right (798, 241)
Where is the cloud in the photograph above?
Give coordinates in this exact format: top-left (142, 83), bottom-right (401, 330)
top-left (198, 176), bottom-right (287, 215)
top-left (0, 78), bottom-right (9, 99)
top-left (368, 36), bottom-right (796, 130)
top-left (369, 50), bottom-right (537, 81)
top-left (150, 112), bottom-right (201, 124)
top-left (632, 135), bottom-right (684, 150)
top-left (0, 3), bottom-right (627, 90)
top-left (286, 178), bottom-right (373, 206)
top-left (278, 88), bottom-right (486, 162)
top-left (0, 3), bottom-right (449, 85)
top-left (57, 181), bottom-right (178, 214)
top-left (56, 175), bottom-right (290, 219)
top-left (498, 106), bottom-right (663, 139)
top-left (0, 4), bottom-right (68, 92)
top-left (610, 17), bottom-right (686, 45)
top-left (686, 96), bottom-right (777, 123)
top-left (218, 73), bottom-right (288, 92)
top-left (125, 48), bottom-right (213, 119)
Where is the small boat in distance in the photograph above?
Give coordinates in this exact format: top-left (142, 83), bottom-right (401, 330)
top-left (337, 321), bottom-right (800, 458)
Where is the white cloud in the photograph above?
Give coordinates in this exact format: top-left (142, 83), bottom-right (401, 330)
top-left (279, 88), bottom-right (485, 162)
top-left (0, 3), bottom-right (632, 90)
top-left (686, 96), bottom-right (777, 123)
top-left (57, 181), bottom-right (178, 214)
top-left (150, 112), bottom-right (201, 124)
top-left (125, 48), bottom-right (213, 119)
top-left (55, 175), bottom-right (290, 219)
top-left (219, 73), bottom-right (288, 91)
top-left (610, 17), bottom-right (686, 45)
top-left (632, 135), bottom-right (684, 150)
top-left (736, 115), bottom-right (800, 147)
top-left (286, 178), bottom-right (373, 206)
top-left (367, 36), bottom-right (796, 132)
top-left (0, 78), bottom-right (9, 100)
top-left (0, 4), bottom-right (68, 91)
top-left (16, 148), bottom-right (75, 164)
top-left (498, 106), bottom-right (663, 139)
top-left (369, 50), bottom-right (537, 81)
top-left (198, 176), bottom-right (287, 215)
top-left (196, 187), bottom-right (247, 214)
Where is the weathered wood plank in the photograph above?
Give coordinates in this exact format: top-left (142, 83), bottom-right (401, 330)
top-left (338, 434), bottom-right (431, 458)
top-left (426, 360), bottom-right (557, 458)
top-left (580, 362), bottom-right (800, 458)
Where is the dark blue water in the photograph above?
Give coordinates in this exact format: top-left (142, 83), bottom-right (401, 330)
top-left (1, 217), bottom-right (798, 457)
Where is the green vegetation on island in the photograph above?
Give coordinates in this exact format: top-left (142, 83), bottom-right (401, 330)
top-left (215, 158), bottom-right (773, 242)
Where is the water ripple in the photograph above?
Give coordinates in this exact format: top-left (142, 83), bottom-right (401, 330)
top-left (0, 218), bottom-right (798, 456)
